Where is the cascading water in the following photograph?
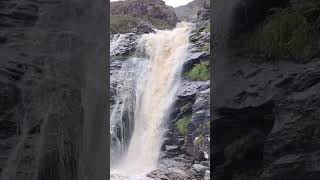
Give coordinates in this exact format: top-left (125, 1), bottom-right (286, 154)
top-left (110, 22), bottom-right (193, 179)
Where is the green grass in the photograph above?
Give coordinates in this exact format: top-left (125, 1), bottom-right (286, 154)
top-left (110, 15), bottom-right (140, 34)
top-left (249, 7), bottom-right (319, 61)
top-left (141, 15), bottom-right (172, 30)
top-left (186, 62), bottom-right (210, 81)
top-left (224, 134), bottom-right (258, 160)
top-left (176, 115), bottom-right (192, 135)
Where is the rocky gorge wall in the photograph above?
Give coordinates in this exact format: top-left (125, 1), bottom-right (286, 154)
top-left (212, 0), bottom-right (320, 179)
top-left (0, 0), bottom-right (108, 180)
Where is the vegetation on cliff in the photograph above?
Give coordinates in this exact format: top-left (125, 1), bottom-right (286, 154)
top-left (186, 62), bottom-right (210, 81)
top-left (249, 1), bottom-right (320, 61)
top-left (176, 115), bottom-right (192, 135)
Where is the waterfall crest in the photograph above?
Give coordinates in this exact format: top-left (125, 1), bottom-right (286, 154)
top-left (111, 22), bottom-right (193, 179)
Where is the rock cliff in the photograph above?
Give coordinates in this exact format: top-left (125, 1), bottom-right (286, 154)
top-left (212, 0), bottom-right (320, 179)
top-left (110, 0), bottom-right (179, 34)
top-left (175, 0), bottom-right (210, 22)
top-left (0, 0), bottom-right (108, 180)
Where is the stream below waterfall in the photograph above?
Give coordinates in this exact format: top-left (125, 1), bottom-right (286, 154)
top-left (110, 22), bottom-right (193, 179)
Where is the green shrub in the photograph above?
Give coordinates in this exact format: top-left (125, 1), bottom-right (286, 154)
top-left (176, 115), bottom-right (191, 135)
top-left (249, 8), bottom-right (319, 61)
top-left (186, 62), bottom-right (210, 81)
top-left (224, 134), bottom-right (258, 160)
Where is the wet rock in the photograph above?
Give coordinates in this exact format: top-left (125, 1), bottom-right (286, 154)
top-left (133, 23), bottom-right (155, 34)
top-left (197, 8), bottom-right (210, 21)
top-left (182, 51), bottom-right (210, 74)
top-left (166, 145), bottom-right (179, 152)
top-left (192, 164), bottom-right (208, 173)
top-left (190, 164), bottom-right (209, 179)
top-left (148, 157), bottom-right (192, 180)
top-left (177, 80), bottom-right (209, 99)
top-left (213, 38), bottom-right (320, 179)
top-left (110, 33), bottom-right (139, 58)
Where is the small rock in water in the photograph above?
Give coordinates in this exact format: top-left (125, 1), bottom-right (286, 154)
top-left (192, 164), bottom-right (208, 173)
top-left (165, 145), bottom-right (179, 152)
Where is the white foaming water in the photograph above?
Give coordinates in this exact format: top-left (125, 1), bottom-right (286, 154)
top-left (111, 22), bottom-right (192, 179)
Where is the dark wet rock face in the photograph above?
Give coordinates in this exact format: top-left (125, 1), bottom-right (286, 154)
top-left (212, 56), bottom-right (320, 180)
top-left (0, 0), bottom-right (107, 180)
top-left (213, 0), bottom-right (320, 179)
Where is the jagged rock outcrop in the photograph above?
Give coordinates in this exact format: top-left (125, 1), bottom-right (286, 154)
top-left (213, 0), bottom-right (320, 179)
top-left (0, 0), bottom-right (108, 180)
top-left (111, 0), bottom-right (178, 26)
top-left (110, 33), bottom-right (139, 58)
top-left (175, 0), bottom-right (210, 22)
top-left (110, 0), bottom-right (179, 34)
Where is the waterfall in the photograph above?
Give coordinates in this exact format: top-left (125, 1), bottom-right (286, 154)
top-left (110, 22), bottom-right (192, 179)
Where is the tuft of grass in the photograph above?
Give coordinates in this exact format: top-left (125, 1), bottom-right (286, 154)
top-left (180, 102), bottom-right (192, 113)
top-left (224, 134), bottom-right (258, 160)
top-left (186, 62), bottom-right (210, 81)
top-left (176, 115), bottom-right (192, 135)
top-left (249, 8), bottom-right (319, 61)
